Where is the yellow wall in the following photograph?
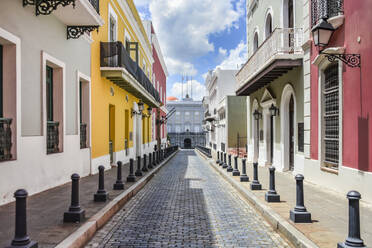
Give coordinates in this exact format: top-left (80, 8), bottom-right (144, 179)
top-left (91, 0), bottom-right (153, 159)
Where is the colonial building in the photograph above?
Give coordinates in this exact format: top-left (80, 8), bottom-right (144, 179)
top-left (143, 20), bottom-right (168, 150)
top-left (0, 0), bottom-right (103, 205)
top-left (167, 95), bottom-right (205, 148)
top-left (236, 0), bottom-right (305, 173)
top-left (203, 69), bottom-right (247, 156)
top-left (91, 0), bottom-right (161, 172)
top-left (307, 0), bottom-right (372, 202)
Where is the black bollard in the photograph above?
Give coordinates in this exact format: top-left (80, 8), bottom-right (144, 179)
top-left (127, 159), bottom-right (136, 182)
top-left (156, 151), bottom-right (160, 164)
top-left (216, 151), bottom-right (221, 164)
top-left (232, 156), bottom-right (240, 176)
top-left (153, 151), bottom-right (157, 166)
top-left (222, 153), bottom-right (228, 169)
top-left (142, 154), bottom-right (148, 172)
top-left (9, 189), bottom-right (38, 248)
top-left (148, 153), bottom-right (153, 169)
top-left (338, 191), bottom-right (366, 248)
top-left (135, 156), bottom-right (143, 176)
top-left (290, 174), bottom-right (311, 223)
top-left (250, 162), bottom-right (262, 190)
top-left (64, 174), bottom-right (85, 223)
top-left (94, 166), bottom-right (109, 202)
top-left (240, 159), bottom-right (249, 182)
top-left (227, 154), bottom-right (233, 172)
top-left (265, 167), bottom-right (280, 202)
top-left (113, 161), bottom-right (125, 190)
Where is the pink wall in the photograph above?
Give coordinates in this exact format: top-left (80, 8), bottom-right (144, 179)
top-left (310, 1), bottom-right (372, 172)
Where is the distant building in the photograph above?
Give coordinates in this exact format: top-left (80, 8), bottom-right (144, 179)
top-left (166, 95), bottom-right (205, 148)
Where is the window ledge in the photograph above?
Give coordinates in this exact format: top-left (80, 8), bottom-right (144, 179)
top-left (321, 166), bottom-right (339, 175)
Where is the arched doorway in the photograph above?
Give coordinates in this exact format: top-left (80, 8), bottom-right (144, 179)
top-left (280, 84), bottom-right (296, 172)
top-left (184, 138), bottom-right (192, 149)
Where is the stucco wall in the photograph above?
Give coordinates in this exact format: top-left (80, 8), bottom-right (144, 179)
top-left (0, 0), bottom-right (90, 136)
top-left (227, 96), bottom-right (247, 148)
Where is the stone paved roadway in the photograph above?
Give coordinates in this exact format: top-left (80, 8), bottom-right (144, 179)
top-left (86, 150), bottom-right (290, 247)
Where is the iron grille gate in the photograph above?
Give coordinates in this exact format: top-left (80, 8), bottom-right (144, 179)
top-left (323, 63), bottom-right (339, 169)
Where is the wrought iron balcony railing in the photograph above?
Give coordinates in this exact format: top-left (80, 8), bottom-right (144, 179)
top-left (311, 0), bottom-right (344, 27)
top-left (80, 123), bottom-right (87, 149)
top-left (236, 28), bottom-right (303, 89)
top-left (0, 118), bottom-right (12, 161)
top-left (100, 41), bottom-right (160, 103)
top-left (47, 121), bottom-right (60, 154)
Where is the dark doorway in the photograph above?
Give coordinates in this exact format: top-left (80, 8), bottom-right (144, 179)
top-left (288, 0), bottom-right (294, 48)
top-left (184, 138), bottom-right (192, 149)
top-left (289, 95), bottom-right (294, 171)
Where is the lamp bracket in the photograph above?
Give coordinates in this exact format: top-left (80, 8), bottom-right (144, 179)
top-left (322, 52), bottom-right (361, 68)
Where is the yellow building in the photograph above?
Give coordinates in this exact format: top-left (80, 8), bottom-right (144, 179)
top-left (91, 0), bottom-right (160, 171)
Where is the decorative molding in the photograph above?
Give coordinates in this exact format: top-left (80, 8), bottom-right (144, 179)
top-left (23, 0), bottom-right (76, 16)
top-left (67, 26), bottom-right (99, 39)
top-left (323, 53), bottom-right (361, 68)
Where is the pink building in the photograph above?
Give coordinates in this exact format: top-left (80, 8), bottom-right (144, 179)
top-left (307, 0), bottom-right (372, 201)
top-left (143, 21), bottom-right (168, 148)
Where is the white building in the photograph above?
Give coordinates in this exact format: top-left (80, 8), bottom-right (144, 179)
top-left (0, 0), bottom-right (103, 205)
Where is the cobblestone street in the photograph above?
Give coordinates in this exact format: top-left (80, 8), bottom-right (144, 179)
top-left (86, 150), bottom-right (290, 247)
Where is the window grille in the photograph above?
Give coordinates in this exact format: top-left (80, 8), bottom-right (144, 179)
top-left (311, 0), bottom-right (344, 27)
top-left (323, 63), bottom-right (339, 169)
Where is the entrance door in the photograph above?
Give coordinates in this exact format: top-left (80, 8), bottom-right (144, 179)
top-left (184, 138), bottom-right (192, 149)
top-left (289, 95), bottom-right (294, 171)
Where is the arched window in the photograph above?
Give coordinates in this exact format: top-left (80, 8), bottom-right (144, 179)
top-left (322, 62), bottom-right (339, 169)
top-left (253, 32), bottom-right (259, 53)
top-left (265, 13), bottom-right (273, 39)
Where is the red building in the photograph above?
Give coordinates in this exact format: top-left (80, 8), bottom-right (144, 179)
top-left (307, 0), bottom-right (372, 202)
top-left (143, 21), bottom-right (168, 149)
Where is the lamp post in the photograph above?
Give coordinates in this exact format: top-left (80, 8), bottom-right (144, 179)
top-left (269, 104), bottom-right (279, 164)
top-left (253, 109), bottom-right (262, 162)
top-left (312, 18), bottom-right (361, 68)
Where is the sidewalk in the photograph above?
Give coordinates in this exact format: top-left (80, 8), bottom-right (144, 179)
top-left (0, 151), bottom-right (177, 247)
top-left (196, 150), bottom-right (372, 248)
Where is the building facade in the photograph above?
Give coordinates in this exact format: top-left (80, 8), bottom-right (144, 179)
top-left (143, 20), bottom-right (168, 149)
top-left (307, 0), bottom-right (372, 202)
top-left (203, 69), bottom-right (247, 156)
top-left (167, 96), bottom-right (205, 148)
top-left (236, 0), bottom-right (305, 173)
top-left (91, 0), bottom-right (161, 172)
top-left (0, 0), bottom-right (103, 205)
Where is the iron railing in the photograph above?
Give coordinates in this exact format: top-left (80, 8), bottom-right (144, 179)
top-left (47, 121), bottom-right (59, 154)
top-left (109, 141), bottom-right (113, 164)
top-left (88, 0), bottom-right (99, 14)
top-left (196, 145), bottom-right (211, 158)
top-left (124, 138), bottom-right (128, 156)
top-left (236, 28), bottom-right (303, 89)
top-left (0, 118), bottom-right (12, 161)
top-left (311, 0), bottom-right (344, 27)
top-left (80, 123), bottom-right (87, 149)
top-left (100, 42), bottom-right (160, 102)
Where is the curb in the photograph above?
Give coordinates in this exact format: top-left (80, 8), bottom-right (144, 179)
top-left (195, 150), bottom-right (319, 248)
top-left (56, 150), bottom-right (179, 248)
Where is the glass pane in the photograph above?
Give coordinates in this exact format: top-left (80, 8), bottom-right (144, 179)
top-left (46, 66), bottom-right (53, 121)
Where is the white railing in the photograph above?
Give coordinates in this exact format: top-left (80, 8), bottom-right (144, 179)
top-left (236, 28), bottom-right (303, 89)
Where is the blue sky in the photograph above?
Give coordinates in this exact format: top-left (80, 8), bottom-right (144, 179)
top-left (134, 0), bottom-right (247, 100)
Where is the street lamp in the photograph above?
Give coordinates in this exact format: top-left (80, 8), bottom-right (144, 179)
top-left (253, 109), bottom-right (262, 162)
top-left (138, 100), bottom-right (144, 113)
top-left (269, 104), bottom-right (279, 164)
top-left (312, 18), bottom-right (361, 68)
top-left (253, 109), bottom-right (262, 121)
top-left (147, 107), bottom-right (152, 117)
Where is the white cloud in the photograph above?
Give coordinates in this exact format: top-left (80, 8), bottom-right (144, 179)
top-left (134, 0), bottom-right (151, 6)
top-left (216, 41), bottom-right (247, 70)
top-left (165, 57), bottom-right (197, 76)
top-left (169, 80), bottom-right (206, 101)
top-left (145, 0), bottom-right (244, 76)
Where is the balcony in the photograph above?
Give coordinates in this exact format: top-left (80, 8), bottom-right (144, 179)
top-left (100, 42), bottom-right (161, 107)
top-left (47, 121), bottom-right (59, 154)
top-left (0, 118), bottom-right (12, 161)
top-left (23, 0), bottom-right (104, 39)
top-left (236, 28), bottom-right (303, 96)
top-left (311, 0), bottom-right (344, 27)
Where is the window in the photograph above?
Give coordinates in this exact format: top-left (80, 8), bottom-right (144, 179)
top-left (194, 126), bottom-right (200, 133)
top-left (195, 112), bottom-right (199, 116)
top-left (176, 111), bottom-right (180, 115)
top-left (185, 112), bottom-right (190, 116)
top-left (79, 74), bottom-right (90, 150)
top-left (265, 13), bottom-right (273, 39)
top-left (46, 66), bottom-right (53, 122)
top-left (253, 32), bottom-right (259, 53)
top-left (322, 62), bottom-right (339, 169)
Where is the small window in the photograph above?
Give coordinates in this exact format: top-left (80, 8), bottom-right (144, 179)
top-left (265, 13), bottom-right (273, 39)
top-left (176, 111), bottom-right (180, 116)
top-left (253, 32), bottom-right (259, 52)
top-left (185, 112), bottom-right (190, 116)
top-left (109, 16), bottom-right (116, 42)
top-left (195, 112), bottom-right (199, 116)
